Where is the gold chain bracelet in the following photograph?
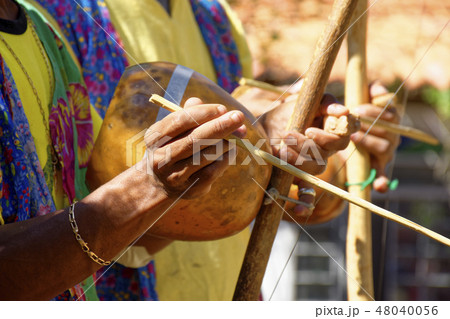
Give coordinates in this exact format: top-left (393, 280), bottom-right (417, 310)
top-left (69, 202), bottom-right (111, 266)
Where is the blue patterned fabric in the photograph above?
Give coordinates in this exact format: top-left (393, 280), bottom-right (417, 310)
top-left (189, 0), bottom-right (242, 93)
top-left (95, 262), bottom-right (158, 301)
top-left (0, 57), bottom-right (56, 224)
top-left (35, 0), bottom-right (128, 118)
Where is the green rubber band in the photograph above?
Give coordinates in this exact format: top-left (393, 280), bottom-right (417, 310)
top-left (345, 168), bottom-right (399, 191)
top-left (345, 169), bottom-right (377, 190)
top-left (388, 178), bottom-right (399, 190)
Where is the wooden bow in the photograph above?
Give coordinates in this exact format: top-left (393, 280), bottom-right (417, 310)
top-left (345, 0), bottom-right (374, 300)
top-left (233, 0), bottom-right (361, 301)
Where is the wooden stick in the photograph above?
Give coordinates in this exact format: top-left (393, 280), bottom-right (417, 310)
top-left (345, 0), bottom-right (374, 301)
top-left (149, 95), bottom-right (450, 251)
top-left (239, 78), bottom-right (287, 95)
top-left (239, 78), bottom-right (285, 95)
top-left (233, 0), bottom-right (362, 300)
top-left (238, 78), bottom-right (440, 145)
top-left (359, 116), bottom-right (439, 145)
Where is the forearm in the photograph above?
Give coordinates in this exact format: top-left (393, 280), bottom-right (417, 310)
top-left (0, 162), bottom-right (172, 300)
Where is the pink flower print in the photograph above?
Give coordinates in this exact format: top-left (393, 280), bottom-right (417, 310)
top-left (37, 204), bottom-right (52, 216)
top-left (103, 60), bottom-right (113, 75)
top-left (49, 97), bottom-right (76, 201)
top-left (4, 147), bottom-right (13, 164)
top-left (96, 47), bottom-right (105, 60)
top-left (4, 79), bottom-right (12, 94)
top-left (221, 34), bottom-right (231, 45)
top-left (68, 83), bottom-right (94, 168)
top-left (97, 82), bottom-right (108, 95)
top-left (2, 182), bottom-right (10, 200)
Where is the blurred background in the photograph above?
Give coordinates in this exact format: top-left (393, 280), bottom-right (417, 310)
top-left (228, 0), bottom-right (450, 301)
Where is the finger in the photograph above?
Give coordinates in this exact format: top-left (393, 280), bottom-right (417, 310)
top-left (145, 104), bottom-right (228, 146)
top-left (369, 81), bottom-right (389, 98)
top-left (281, 131), bottom-right (308, 153)
top-left (278, 144), bottom-right (327, 175)
top-left (320, 102), bottom-right (349, 117)
top-left (357, 121), bottom-right (400, 147)
top-left (287, 79), bottom-right (304, 94)
top-left (305, 127), bottom-right (351, 153)
top-left (164, 141), bottom-right (235, 178)
top-left (358, 121), bottom-right (398, 141)
top-left (233, 124), bottom-right (247, 139)
top-left (351, 132), bottom-right (394, 194)
top-left (373, 176), bottom-right (389, 193)
top-left (282, 131), bottom-right (333, 160)
top-left (355, 104), bottom-right (400, 124)
top-left (351, 132), bottom-right (397, 191)
top-left (293, 199), bottom-right (314, 218)
top-left (163, 110), bottom-right (245, 162)
top-left (369, 157), bottom-right (390, 193)
top-left (320, 93), bottom-right (338, 107)
top-left (184, 97), bottom-right (204, 108)
top-left (184, 151), bottom-right (233, 199)
top-left (293, 181), bottom-right (316, 218)
top-left (351, 131), bottom-right (395, 162)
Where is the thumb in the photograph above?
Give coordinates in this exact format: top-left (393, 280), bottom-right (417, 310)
top-left (371, 158), bottom-right (390, 193)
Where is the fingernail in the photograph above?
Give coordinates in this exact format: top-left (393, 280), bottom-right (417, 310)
top-left (233, 124), bottom-right (247, 138)
top-left (331, 103), bottom-right (346, 112)
top-left (283, 134), bottom-right (295, 142)
top-left (217, 105), bottom-right (227, 114)
top-left (353, 107), bottom-right (362, 115)
top-left (350, 133), bottom-right (360, 143)
top-left (306, 131), bottom-right (315, 139)
top-left (230, 111), bottom-right (243, 124)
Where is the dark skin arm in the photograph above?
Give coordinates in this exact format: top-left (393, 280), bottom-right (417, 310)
top-left (0, 101), bottom-right (246, 300)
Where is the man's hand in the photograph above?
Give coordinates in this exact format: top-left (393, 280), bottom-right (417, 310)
top-left (261, 93), bottom-right (357, 175)
top-left (142, 97), bottom-right (246, 199)
top-left (345, 82), bottom-right (401, 192)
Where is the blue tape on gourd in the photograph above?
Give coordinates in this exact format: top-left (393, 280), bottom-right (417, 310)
top-left (156, 65), bottom-right (194, 122)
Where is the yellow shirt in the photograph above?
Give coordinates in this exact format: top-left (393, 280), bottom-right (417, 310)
top-left (105, 0), bottom-right (253, 300)
top-left (105, 0), bottom-right (252, 81)
top-left (0, 21), bottom-right (68, 209)
top-left (0, 26), bottom-right (53, 174)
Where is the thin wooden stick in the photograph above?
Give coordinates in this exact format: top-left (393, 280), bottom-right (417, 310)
top-left (238, 78), bottom-right (439, 145)
top-left (239, 78), bottom-right (286, 95)
top-left (150, 93), bottom-right (450, 246)
top-left (345, 0), bottom-right (374, 301)
top-left (238, 78), bottom-right (285, 95)
top-left (358, 116), bottom-right (439, 145)
top-left (233, 0), bottom-right (363, 300)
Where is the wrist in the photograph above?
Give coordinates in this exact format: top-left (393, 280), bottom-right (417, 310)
top-left (89, 160), bottom-right (172, 236)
